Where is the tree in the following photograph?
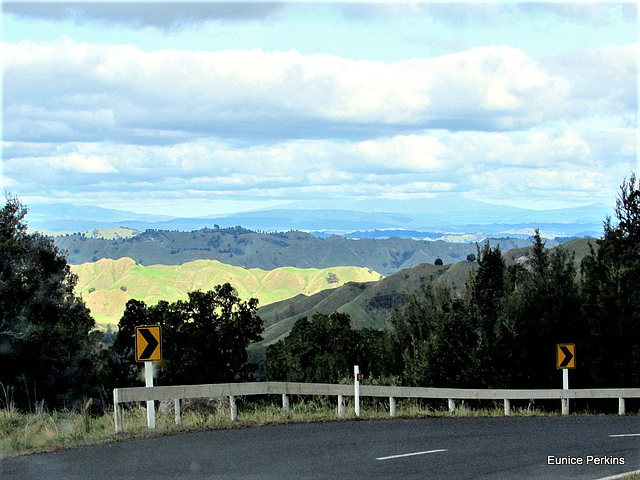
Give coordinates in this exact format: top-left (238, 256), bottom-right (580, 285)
top-left (580, 174), bottom-right (640, 386)
top-left (0, 196), bottom-right (97, 408)
top-left (266, 312), bottom-right (359, 383)
top-left (500, 231), bottom-right (581, 388)
top-left (389, 284), bottom-right (455, 386)
top-left (110, 284), bottom-right (263, 386)
top-left (326, 272), bottom-right (339, 284)
top-left (469, 242), bottom-right (506, 325)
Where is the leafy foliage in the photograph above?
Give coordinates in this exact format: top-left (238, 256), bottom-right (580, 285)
top-left (110, 284), bottom-right (263, 386)
top-left (580, 173), bottom-right (640, 386)
top-left (0, 196), bottom-right (98, 408)
top-left (266, 312), bottom-right (394, 383)
top-left (266, 312), bottom-right (359, 383)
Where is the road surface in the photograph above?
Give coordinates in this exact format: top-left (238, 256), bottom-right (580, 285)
top-left (2, 416), bottom-right (639, 479)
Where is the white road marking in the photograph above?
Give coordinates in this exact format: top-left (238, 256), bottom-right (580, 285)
top-left (609, 433), bottom-right (640, 438)
top-left (376, 449), bottom-right (448, 461)
top-left (595, 470), bottom-right (640, 480)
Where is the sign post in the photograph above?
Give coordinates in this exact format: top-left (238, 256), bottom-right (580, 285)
top-left (136, 326), bottom-right (162, 429)
top-left (144, 362), bottom-right (155, 428)
top-left (556, 343), bottom-right (575, 415)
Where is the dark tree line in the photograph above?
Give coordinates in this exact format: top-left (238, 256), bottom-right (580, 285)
top-left (267, 175), bottom-right (640, 390)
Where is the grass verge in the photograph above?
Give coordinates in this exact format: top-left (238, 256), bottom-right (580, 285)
top-left (0, 397), bottom-right (633, 459)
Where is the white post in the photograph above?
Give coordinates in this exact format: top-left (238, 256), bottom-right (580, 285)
top-left (561, 368), bottom-right (569, 416)
top-left (448, 398), bottom-right (455, 414)
top-left (113, 388), bottom-right (123, 434)
top-left (504, 399), bottom-right (511, 416)
top-left (175, 399), bottom-right (182, 426)
top-left (282, 394), bottom-right (290, 419)
top-left (389, 397), bottom-right (396, 417)
top-left (354, 365), bottom-right (360, 418)
top-left (337, 395), bottom-right (345, 418)
top-left (619, 397), bottom-right (626, 416)
top-left (145, 362), bottom-right (156, 429)
top-left (230, 395), bottom-right (238, 421)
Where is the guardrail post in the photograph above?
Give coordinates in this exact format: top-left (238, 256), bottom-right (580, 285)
top-left (337, 394), bottom-right (345, 418)
top-left (175, 399), bottom-right (182, 425)
top-left (389, 397), bottom-right (396, 417)
top-left (504, 399), bottom-right (511, 416)
top-left (619, 397), bottom-right (625, 416)
top-left (113, 389), bottom-right (123, 434)
top-left (282, 394), bottom-right (290, 418)
top-left (230, 395), bottom-right (238, 421)
top-left (448, 398), bottom-right (455, 414)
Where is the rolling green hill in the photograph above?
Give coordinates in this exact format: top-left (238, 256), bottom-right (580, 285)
top-left (72, 258), bottom-right (381, 324)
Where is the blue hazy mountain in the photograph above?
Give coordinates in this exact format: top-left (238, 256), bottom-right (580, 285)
top-left (26, 199), bottom-right (612, 238)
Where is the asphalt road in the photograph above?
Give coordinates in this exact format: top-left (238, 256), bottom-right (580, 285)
top-left (2, 416), bottom-right (639, 479)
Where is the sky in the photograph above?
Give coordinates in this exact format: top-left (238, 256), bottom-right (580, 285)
top-left (1, 1), bottom-right (638, 218)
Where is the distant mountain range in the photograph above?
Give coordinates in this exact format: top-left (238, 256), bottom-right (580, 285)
top-left (26, 199), bottom-right (611, 238)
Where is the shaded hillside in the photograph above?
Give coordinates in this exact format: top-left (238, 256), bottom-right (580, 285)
top-left (256, 238), bottom-right (593, 347)
top-left (258, 261), bottom-right (477, 346)
top-left (72, 257), bottom-right (381, 324)
top-left (56, 227), bottom-right (549, 276)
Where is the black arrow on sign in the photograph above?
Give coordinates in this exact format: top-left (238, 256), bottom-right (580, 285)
top-left (139, 328), bottom-right (159, 360)
top-left (559, 345), bottom-right (574, 368)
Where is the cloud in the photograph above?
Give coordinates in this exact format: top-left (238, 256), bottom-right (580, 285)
top-left (355, 135), bottom-right (446, 173)
top-left (51, 152), bottom-right (119, 173)
top-left (2, 2), bottom-right (285, 29)
top-left (542, 44), bottom-right (639, 116)
top-left (5, 121), bottom-right (634, 212)
top-left (5, 39), bottom-right (635, 147)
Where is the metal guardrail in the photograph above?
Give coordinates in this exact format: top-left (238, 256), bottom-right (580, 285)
top-left (112, 382), bottom-right (640, 433)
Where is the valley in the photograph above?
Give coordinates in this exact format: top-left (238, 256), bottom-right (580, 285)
top-left (65, 222), bottom-right (592, 346)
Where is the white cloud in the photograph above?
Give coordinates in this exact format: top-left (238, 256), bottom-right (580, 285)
top-left (51, 152), bottom-right (118, 173)
top-left (5, 39), bottom-right (634, 145)
top-left (6, 122), bottom-right (633, 211)
top-left (2, 34), bottom-right (636, 214)
top-left (356, 135), bottom-right (446, 172)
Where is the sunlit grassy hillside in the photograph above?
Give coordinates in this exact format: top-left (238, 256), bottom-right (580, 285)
top-left (72, 258), bottom-right (382, 324)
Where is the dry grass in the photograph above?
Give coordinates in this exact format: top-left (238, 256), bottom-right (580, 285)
top-left (0, 401), bottom-right (115, 459)
top-left (0, 396), bottom-right (628, 459)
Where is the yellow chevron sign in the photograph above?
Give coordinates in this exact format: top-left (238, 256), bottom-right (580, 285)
top-left (556, 344), bottom-right (575, 369)
top-left (135, 325), bottom-right (162, 362)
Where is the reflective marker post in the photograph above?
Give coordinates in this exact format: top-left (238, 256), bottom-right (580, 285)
top-left (354, 365), bottom-right (360, 417)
